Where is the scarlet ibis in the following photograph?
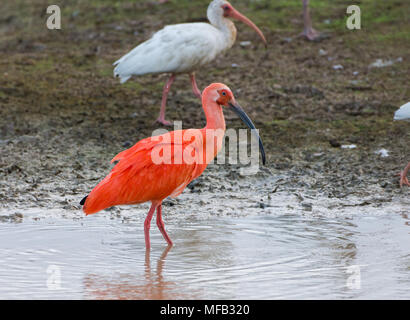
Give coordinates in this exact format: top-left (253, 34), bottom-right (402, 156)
top-left (300, 0), bottom-right (322, 41)
top-left (113, 0), bottom-right (267, 125)
top-left (80, 83), bottom-right (265, 249)
top-left (394, 102), bottom-right (410, 187)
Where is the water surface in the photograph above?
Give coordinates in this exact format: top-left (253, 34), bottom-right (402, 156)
top-left (0, 209), bottom-right (408, 299)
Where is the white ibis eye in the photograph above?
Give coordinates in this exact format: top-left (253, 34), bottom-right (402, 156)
top-left (224, 6), bottom-right (230, 11)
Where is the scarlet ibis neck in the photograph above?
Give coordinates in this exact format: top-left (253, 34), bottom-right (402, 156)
top-left (202, 95), bottom-right (226, 131)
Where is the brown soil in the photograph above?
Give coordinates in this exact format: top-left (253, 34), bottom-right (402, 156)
top-left (0, 0), bottom-right (409, 215)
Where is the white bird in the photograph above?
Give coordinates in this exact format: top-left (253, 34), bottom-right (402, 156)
top-left (394, 102), bottom-right (410, 121)
top-left (394, 102), bottom-right (410, 187)
top-left (113, 0), bottom-right (267, 125)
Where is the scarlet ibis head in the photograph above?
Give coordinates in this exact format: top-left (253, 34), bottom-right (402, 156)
top-left (208, 0), bottom-right (267, 47)
top-left (207, 83), bottom-right (266, 165)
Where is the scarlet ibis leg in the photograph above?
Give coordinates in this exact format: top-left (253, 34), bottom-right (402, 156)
top-left (156, 74), bottom-right (176, 126)
top-left (190, 73), bottom-right (202, 100)
top-left (144, 202), bottom-right (159, 250)
top-left (300, 0), bottom-right (321, 41)
top-left (156, 204), bottom-right (173, 246)
top-left (399, 162), bottom-right (410, 188)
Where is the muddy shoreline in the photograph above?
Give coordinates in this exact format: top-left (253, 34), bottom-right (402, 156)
top-left (1, 0), bottom-right (409, 218)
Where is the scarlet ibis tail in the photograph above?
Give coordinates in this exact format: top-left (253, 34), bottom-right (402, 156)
top-left (80, 195), bottom-right (88, 205)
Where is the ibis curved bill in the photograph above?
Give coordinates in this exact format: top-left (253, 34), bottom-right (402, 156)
top-left (113, 0), bottom-right (267, 125)
top-left (394, 102), bottom-right (410, 187)
top-left (81, 83), bottom-right (266, 249)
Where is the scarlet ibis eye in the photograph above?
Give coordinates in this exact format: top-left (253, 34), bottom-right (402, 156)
top-left (222, 91), bottom-right (226, 96)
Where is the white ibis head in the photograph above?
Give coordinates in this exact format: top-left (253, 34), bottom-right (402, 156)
top-left (207, 0), bottom-right (267, 47)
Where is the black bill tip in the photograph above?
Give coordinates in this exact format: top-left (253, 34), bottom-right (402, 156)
top-left (229, 102), bottom-right (266, 166)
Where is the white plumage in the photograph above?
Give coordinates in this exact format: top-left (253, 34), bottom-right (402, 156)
top-left (112, 0), bottom-right (266, 125)
top-left (113, 23), bottom-right (228, 83)
top-left (394, 102), bottom-right (410, 120)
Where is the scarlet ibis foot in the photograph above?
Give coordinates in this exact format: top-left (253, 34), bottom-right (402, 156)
top-left (144, 202), bottom-right (172, 249)
top-left (156, 74), bottom-right (176, 126)
top-left (156, 204), bottom-right (173, 246)
top-left (144, 202), bottom-right (158, 250)
top-left (399, 162), bottom-right (410, 188)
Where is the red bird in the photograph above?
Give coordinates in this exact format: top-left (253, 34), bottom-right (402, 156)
top-left (80, 83), bottom-right (265, 249)
top-left (394, 102), bottom-right (410, 187)
top-left (400, 163), bottom-right (410, 187)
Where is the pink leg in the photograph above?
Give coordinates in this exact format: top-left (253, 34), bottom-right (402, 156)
top-left (156, 74), bottom-right (176, 126)
top-left (399, 162), bottom-right (410, 188)
top-left (144, 202), bottom-right (159, 250)
top-left (156, 204), bottom-right (173, 246)
top-left (190, 73), bottom-right (202, 100)
top-left (300, 0), bottom-right (321, 41)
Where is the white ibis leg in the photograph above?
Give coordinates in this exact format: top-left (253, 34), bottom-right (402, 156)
top-left (190, 73), bottom-right (202, 100)
top-left (300, 0), bottom-right (321, 41)
top-left (156, 74), bottom-right (176, 126)
top-left (399, 162), bottom-right (410, 188)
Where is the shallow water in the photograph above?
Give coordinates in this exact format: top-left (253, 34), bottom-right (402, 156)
top-left (0, 208), bottom-right (409, 299)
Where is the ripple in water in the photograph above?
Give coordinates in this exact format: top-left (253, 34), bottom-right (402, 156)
top-left (0, 211), bottom-right (409, 299)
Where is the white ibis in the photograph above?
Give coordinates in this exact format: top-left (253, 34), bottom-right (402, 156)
top-left (394, 102), bottom-right (410, 187)
top-left (300, 0), bottom-right (322, 41)
top-left (113, 0), bottom-right (267, 125)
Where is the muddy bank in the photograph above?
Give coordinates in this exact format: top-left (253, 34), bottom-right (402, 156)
top-left (0, 0), bottom-right (409, 218)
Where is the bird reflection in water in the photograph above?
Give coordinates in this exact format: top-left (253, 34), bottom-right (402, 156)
top-left (83, 246), bottom-right (199, 300)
